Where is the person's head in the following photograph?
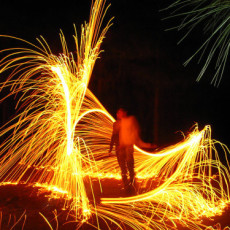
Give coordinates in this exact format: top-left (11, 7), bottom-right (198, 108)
top-left (116, 107), bottom-right (127, 120)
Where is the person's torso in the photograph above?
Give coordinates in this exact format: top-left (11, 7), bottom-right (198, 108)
top-left (119, 116), bottom-right (138, 146)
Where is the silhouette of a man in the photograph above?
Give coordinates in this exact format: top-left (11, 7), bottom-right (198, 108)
top-left (109, 108), bottom-right (150, 191)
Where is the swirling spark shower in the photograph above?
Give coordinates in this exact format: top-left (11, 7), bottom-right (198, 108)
top-left (0, 0), bottom-right (230, 229)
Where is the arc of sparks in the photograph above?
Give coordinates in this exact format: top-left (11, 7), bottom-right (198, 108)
top-left (0, 0), bottom-right (113, 220)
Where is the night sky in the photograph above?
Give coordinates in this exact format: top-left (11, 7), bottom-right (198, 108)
top-left (1, 0), bottom-right (230, 150)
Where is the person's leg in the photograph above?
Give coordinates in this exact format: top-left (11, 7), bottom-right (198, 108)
top-left (126, 145), bottom-right (135, 185)
top-left (116, 147), bottom-right (128, 188)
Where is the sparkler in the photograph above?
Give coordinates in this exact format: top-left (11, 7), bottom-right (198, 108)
top-left (0, 0), bottom-right (230, 229)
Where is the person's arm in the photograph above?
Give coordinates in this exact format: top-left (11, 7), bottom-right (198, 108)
top-left (109, 134), bottom-right (115, 153)
top-left (109, 123), bottom-right (115, 154)
top-left (133, 116), bottom-right (157, 149)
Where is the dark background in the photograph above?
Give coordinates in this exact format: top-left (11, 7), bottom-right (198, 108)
top-left (0, 0), bottom-right (230, 149)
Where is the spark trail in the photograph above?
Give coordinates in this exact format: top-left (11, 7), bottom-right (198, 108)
top-left (0, 1), bottom-right (230, 229)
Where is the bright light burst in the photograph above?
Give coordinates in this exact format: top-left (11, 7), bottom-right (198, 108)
top-left (0, 0), bottom-right (230, 229)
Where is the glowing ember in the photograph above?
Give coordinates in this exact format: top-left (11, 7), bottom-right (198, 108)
top-left (0, 0), bottom-right (230, 229)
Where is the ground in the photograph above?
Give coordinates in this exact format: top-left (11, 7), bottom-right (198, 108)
top-left (0, 178), bottom-right (230, 230)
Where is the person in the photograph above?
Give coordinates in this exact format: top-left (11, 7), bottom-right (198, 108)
top-left (109, 107), bottom-right (154, 192)
top-left (109, 108), bottom-right (123, 156)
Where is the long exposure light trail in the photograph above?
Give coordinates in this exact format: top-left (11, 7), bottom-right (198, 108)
top-left (0, 0), bottom-right (230, 229)
top-left (51, 66), bottom-right (73, 157)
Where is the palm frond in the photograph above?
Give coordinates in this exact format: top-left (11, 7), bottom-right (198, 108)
top-left (164, 0), bottom-right (230, 86)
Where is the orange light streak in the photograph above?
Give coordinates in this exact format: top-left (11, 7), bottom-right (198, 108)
top-left (51, 66), bottom-right (73, 157)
